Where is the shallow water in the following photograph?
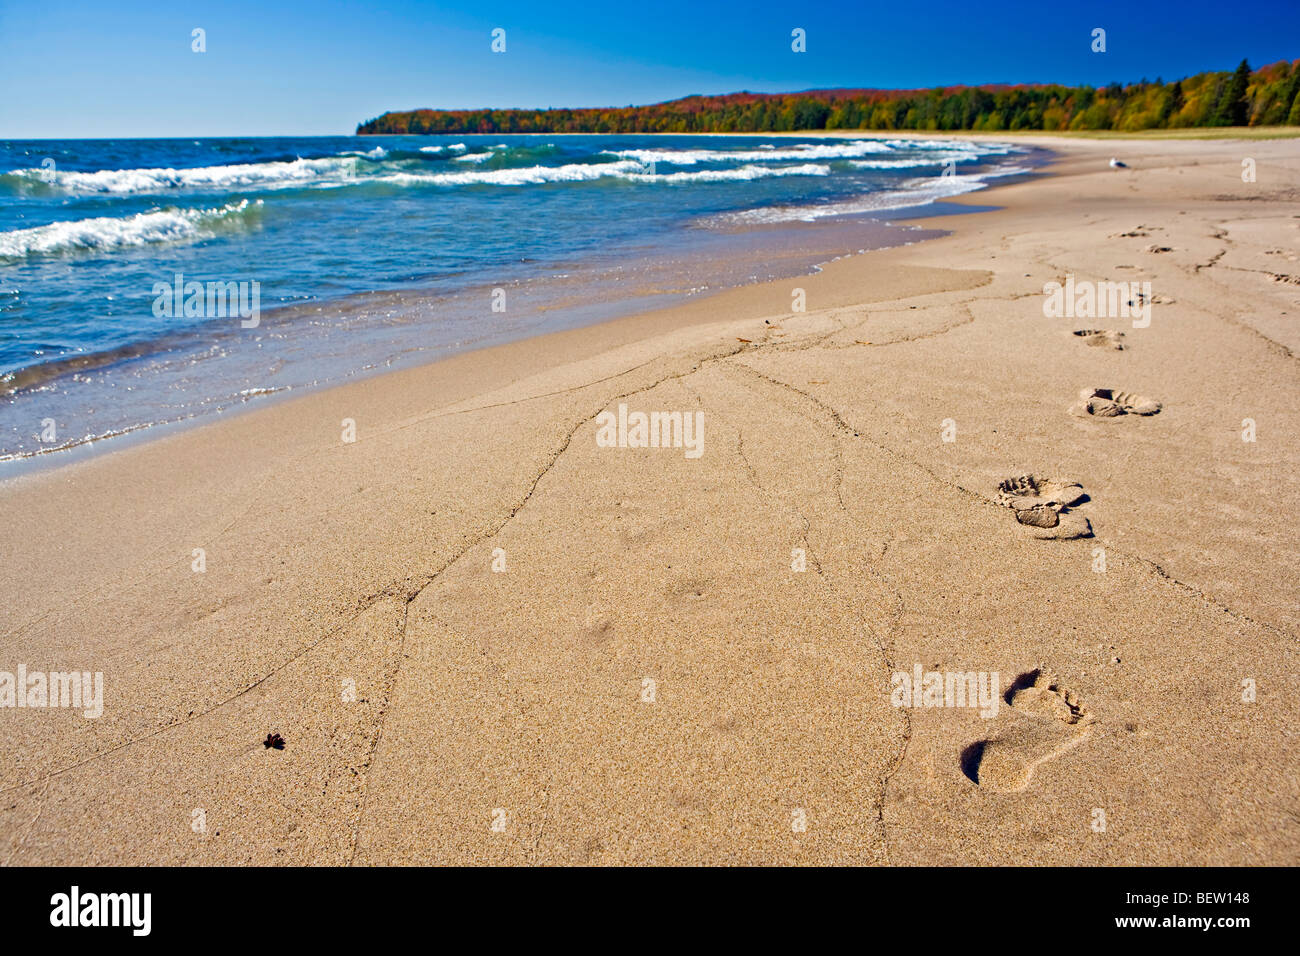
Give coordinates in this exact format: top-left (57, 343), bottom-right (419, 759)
top-left (0, 134), bottom-right (1041, 462)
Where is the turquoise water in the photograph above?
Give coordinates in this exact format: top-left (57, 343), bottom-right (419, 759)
top-left (0, 134), bottom-right (1037, 461)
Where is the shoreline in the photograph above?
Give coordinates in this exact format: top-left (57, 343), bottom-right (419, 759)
top-left (358, 126), bottom-right (1300, 140)
top-left (0, 212), bottom-right (971, 480)
top-left (1, 134), bottom-right (1297, 865)
top-left (0, 138), bottom-right (1044, 476)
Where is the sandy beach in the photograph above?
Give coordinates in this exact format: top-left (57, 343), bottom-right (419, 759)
top-left (1, 134), bottom-right (1297, 866)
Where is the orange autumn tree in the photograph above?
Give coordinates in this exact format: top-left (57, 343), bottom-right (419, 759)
top-left (358, 60), bottom-right (1300, 135)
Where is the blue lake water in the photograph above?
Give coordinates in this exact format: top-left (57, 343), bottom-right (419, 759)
top-left (0, 134), bottom-right (1039, 461)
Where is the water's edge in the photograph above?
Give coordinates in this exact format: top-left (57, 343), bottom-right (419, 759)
top-left (0, 147), bottom-right (1051, 478)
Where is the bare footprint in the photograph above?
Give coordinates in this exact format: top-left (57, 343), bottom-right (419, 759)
top-left (995, 475), bottom-right (1092, 539)
top-left (960, 669), bottom-right (1094, 792)
top-left (1073, 329), bottom-right (1125, 350)
top-left (1071, 388), bottom-right (1161, 417)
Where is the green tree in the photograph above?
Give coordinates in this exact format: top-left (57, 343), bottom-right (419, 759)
top-left (1214, 60), bottom-right (1252, 126)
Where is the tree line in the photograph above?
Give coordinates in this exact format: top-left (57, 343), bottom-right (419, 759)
top-left (358, 60), bottom-right (1299, 135)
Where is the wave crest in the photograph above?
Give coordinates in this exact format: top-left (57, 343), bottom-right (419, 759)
top-left (601, 140), bottom-right (897, 166)
top-left (0, 200), bottom-right (261, 258)
top-left (2, 157), bottom-right (363, 194)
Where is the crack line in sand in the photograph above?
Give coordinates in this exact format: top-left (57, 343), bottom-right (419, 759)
top-left (0, 360), bottom-right (670, 649)
top-left (343, 349), bottom-right (751, 858)
top-left (345, 597), bottom-right (411, 866)
top-left (722, 358), bottom-right (1293, 643)
top-left (0, 345), bottom-right (748, 806)
top-left (7, 225), bottom-right (1296, 852)
top-left (714, 363), bottom-right (910, 864)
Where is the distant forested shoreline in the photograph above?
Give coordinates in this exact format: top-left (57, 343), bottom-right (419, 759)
top-left (358, 60), bottom-right (1299, 135)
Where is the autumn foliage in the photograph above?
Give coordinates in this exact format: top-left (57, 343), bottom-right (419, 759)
top-left (358, 60), bottom-right (1300, 135)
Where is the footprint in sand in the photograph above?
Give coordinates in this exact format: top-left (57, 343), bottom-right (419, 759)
top-left (1071, 388), bottom-right (1161, 418)
top-left (1128, 290), bottom-right (1174, 309)
top-left (1073, 329), bottom-right (1125, 350)
top-left (960, 669), bottom-right (1094, 792)
top-left (995, 475), bottom-right (1092, 539)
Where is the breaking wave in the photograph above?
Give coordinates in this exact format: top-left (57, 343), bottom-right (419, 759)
top-left (0, 200), bottom-right (261, 258)
top-left (711, 167), bottom-right (1032, 224)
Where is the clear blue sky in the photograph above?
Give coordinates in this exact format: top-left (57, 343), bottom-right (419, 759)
top-left (2, 0), bottom-right (1297, 138)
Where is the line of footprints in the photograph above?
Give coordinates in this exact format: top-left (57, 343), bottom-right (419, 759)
top-left (994, 319), bottom-right (1164, 538)
top-left (963, 305), bottom-right (1160, 793)
top-left (488, 309), bottom-right (1152, 830)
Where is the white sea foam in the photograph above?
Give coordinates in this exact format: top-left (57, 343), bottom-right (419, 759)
top-left (12, 152), bottom-right (834, 195)
top-left (601, 140), bottom-right (896, 166)
top-left (0, 200), bottom-right (259, 257)
top-left (713, 167), bottom-right (1030, 225)
top-left (624, 163), bottom-right (831, 183)
top-left (849, 152), bottom-right (975, 169)
top-left (378, 159), bottom-right (645, 186)
top-left (879, 138), bottom-right (1017, 154)
top-left (13, 157), bottom-right (362, 194)
top-left (379, 159), bottom-right (832, 187)
top-left (4, 139), bottom-right (1024, 198)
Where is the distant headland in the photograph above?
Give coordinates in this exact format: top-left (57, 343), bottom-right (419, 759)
top-left (358, 59), bottom-right (1298, 135)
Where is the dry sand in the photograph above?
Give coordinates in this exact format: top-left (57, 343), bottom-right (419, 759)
top-left (1, 135), bottom-right (1297, 865)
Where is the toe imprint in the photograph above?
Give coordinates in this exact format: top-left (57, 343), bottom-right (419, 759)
top-left (996, 475), bottom-right (1085, 510)
top-left (962, 669), bottom-right (1093, 792)
top-left (996, 475), bottom-right (1091, 539)
top-left (1006, 669), bottom-right (1091, 725)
